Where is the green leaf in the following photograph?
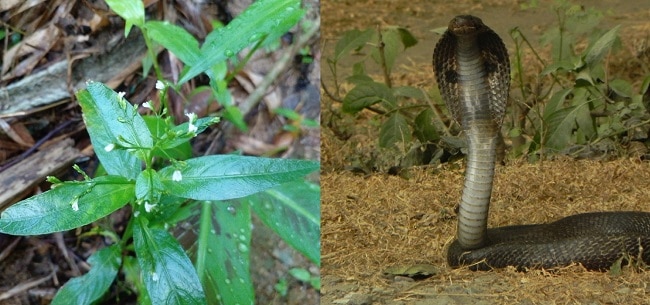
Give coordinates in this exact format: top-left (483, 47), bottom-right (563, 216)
top-left (396, 27), bottom-right (418, 49)
top-left (0, 176), bottom-right (133, 235)
top-left (342, 82), bottom-right (396, 113)
top-left (249, 180), bottom-right (320, 265)
top-left (160, 116), bottom-right (220, 150)
top-left (145, 21), bottom-right (201, 65)
top-left (609, 79), bottom-right (632, 98)
top-left (51, 245), bottom-right (122, 305)
top-left (544, 106), bottom-right (578, 151)
top-left (78, 82), bottom-right (153, 180)
top-left (135, 169), bottom-right (164, 204)
top-left (223, 105), bottom-right (248, 132)
top-left (179, 0), bottom-right (304, 84)
top-left (334, 29), bottom-right (374, 60)
top-left (159, 155), bottom-right (319, 201)
top-left (196, 201), bottom-right (253, 305)
top-left (584, 25), bottom-right (620, 68)
top-left (379, 113), bottom-right (411, 148)
top-left (543, 88), bottom-right (572, 119)
top-left (133, 218), bottom-right (206, 305)
top-left (143, 116), bottom-right (192, 160)
top-left (372, 29), bottom-right (401, 72)
top-left (413, 108), bottom-right (439, 142)
top-left (393, 86), bottom-right (425, 100)
top-left (289, 268), bottom-right (311, 282)
top-left (105, 0), bottom-right (144, 36)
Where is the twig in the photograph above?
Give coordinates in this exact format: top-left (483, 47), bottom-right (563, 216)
top-left (238, 16), bottom-right (320, 116)
top-left (0, 273), bottom-right (53, 301)
top-left (0, 118), bottom-right (79, 173)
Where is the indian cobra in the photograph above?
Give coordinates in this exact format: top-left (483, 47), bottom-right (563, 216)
top-left (433, 15), bottom-right (650, 271)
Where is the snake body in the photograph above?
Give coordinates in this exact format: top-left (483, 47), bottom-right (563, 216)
top-left (434, 15), bottom-right (650, 271)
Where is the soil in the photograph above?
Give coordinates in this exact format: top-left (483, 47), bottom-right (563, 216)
top-left (321, 0), bottom-right (650, 304)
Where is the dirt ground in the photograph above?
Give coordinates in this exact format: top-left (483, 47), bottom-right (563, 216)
top-left (321, 0), bottom-right (650, 304)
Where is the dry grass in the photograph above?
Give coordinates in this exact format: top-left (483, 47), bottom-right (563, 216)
top-left (322, 159), bottom-right (650, 303)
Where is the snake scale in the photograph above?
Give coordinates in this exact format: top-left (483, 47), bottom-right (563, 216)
top-left (433, 15), bottom-right (650, 271)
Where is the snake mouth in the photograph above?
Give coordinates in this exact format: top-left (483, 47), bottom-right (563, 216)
top-left (448, 15), bottom-right (486, 36)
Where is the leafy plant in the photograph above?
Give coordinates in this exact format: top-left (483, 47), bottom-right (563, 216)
top-left (0, 82), bottom-right (318, 304)
top-left (510, 0), bottom-right (650, 158)
top-left (106, 0), bottom-right (304, 131)
top-left (325, 26), bottom-right (450, 170)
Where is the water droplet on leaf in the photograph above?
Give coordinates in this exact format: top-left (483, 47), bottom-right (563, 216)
top-left (237, 243), bottom-right (248, 253)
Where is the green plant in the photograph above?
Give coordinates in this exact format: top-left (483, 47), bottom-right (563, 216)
top-left (325, 26), bottom-right (449, 170)
top-left (273, 267), bottom-right (320, 298)
top-left (510, 0), bottom-right (650, 159)
top-left (0, 0), bottom-right (320, 303)
top-left (0, 82), bottom-right (318, 304)
top-left (105, 0), bottom-right (305, 132)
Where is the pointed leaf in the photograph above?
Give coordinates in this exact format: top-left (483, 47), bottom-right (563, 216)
top-left (179, 0), bottom-right (304, 84)
top-left (342, 82), bottom-right (396, 113)
top-left (334, 29), bottom-right (374, 60)
top-left (133, 218), bottom-right (206, 305)
top-left (379, 113), bottom-right (411, 148)
top-left (0, 176), bottom-right (133, 235)
top-left (249, 180), bottom-right (320, 265)
top-left (145, 21), bottom-right (200, 65)
top-left (584, 25), bottom-right (620, 67)
top-left (105, 0), bottom-right (144, 36)
top-left (396, 27), bottom-right (418, 49)
top-left (159, 155), bottom-right (318, 201)
top-left (544, 106), bottom-right (578, 151)
top-left (413, 108), bottom-right (439, 142)
top-left (78, 82), bottom-right (152, 179)
top-left (196, 201), bottom-right (253, 305)
top-left (52, 245), bottom-right (122, 305)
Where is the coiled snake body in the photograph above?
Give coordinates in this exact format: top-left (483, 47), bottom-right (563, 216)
top-left (434, 15), bottom-right (650, 271)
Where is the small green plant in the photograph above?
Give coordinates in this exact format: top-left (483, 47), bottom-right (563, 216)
top-left (0, 82), bottom-right (318, 304)
top-left (510, 0), bottom-right (650, 159)
top-left (325, 26), bottom-right (450, 170)
top-left (0, 1), bottom-right (320, 304)
top-left (273, 267), bottom-right (320, 297)
top-left (105, 0), bottom-right (305, 132)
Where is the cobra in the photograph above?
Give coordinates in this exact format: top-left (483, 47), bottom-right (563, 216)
top-left (433, 15), bottom-right (650, 271)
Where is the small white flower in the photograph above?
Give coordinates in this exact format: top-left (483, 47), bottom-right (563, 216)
top-left (155, 80), bottom-right (165, 90)
top-left (142, 101), bottom-right (154, 110)
top-left (71, 198), bottom-right (79, 211)
top-left (144, 201), bottom-right (156, 213)
top-left (186, 112), bottom-right (197, 123)
top-left (134, 211), bottom-right (140, 217)
top-left (188, 122), bottom-right (198, 133)
top-left (118, 91), bottom-right (126, 99)
top-left (104, 143), bottom-right (115, 152)
top-left (172, 170), bottom-right (182, 181)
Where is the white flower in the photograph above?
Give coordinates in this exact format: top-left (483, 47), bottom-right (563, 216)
top-left (144, 201), bottom-right (156, 213)
top-left (172, 170), bottom-right (182, 181)
top-left (186, 112), bottom-right (198, 133)
top-left (134, 211), bottom-right (140, 217)
top-left (142, 101), bottom-right (154, 110)
top-left (118, 91), bottom-right (126, 99)
top-left (155, 80), bottom-right (165, 90)
top-left (104, 143), bottom-right (115, 152)
top-left (188, 122), bottom-right (198, 133)
top-left (71, 198), bottom-right (79, 211)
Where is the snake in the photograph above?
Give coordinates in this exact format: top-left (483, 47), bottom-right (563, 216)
top-left (433, 15), bottom-right (650, 271)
